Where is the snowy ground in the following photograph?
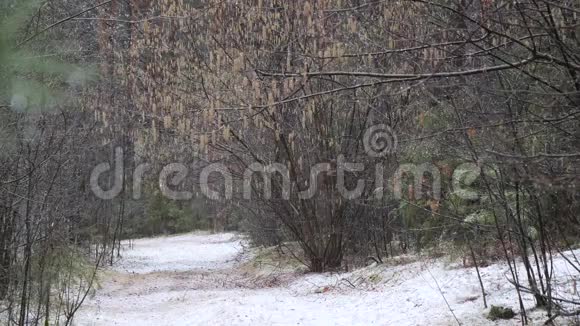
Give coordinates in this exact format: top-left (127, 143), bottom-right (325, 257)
top-left (110, 232), bottom-right (243, 274)
top-left (74, 232), bottom-right (580, 326)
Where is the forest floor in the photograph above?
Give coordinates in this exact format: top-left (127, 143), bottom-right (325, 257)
top-left (74, 232), bottom-right (580, 325)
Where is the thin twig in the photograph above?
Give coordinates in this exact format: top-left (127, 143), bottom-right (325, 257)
top-left (17, 0), bottom-right (114, 48)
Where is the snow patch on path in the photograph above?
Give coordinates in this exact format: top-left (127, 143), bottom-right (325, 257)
top-left (75, 232), bottom-right (580, 326)
top-left (112, 232), bottom-right (243, 274)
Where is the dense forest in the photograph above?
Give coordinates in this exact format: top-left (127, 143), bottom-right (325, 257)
top-left (0, 0), bottom-right (579, 324)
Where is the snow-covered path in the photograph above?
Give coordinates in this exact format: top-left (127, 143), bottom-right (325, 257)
top-left (75, 233), bottom-right (579, 326)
